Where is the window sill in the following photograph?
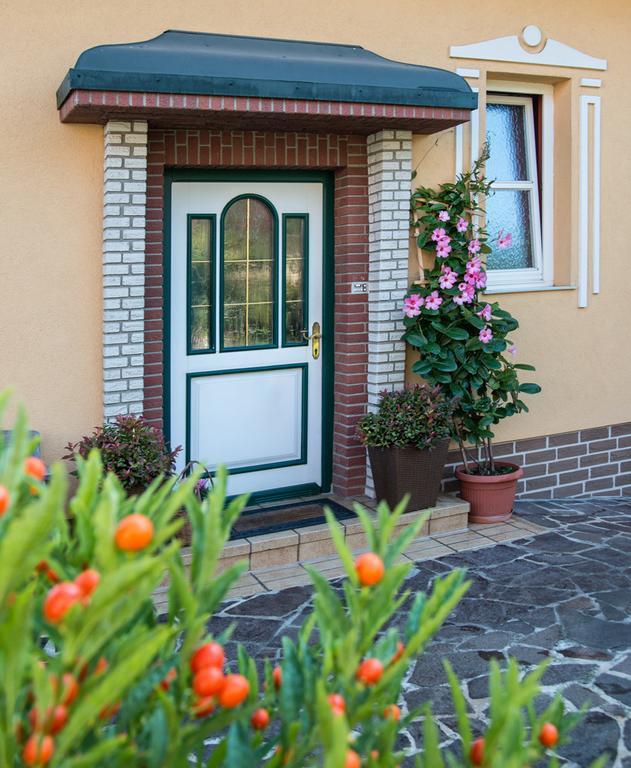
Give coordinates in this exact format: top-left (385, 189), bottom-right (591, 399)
top-left (483, 284), bottom-right (576, 296)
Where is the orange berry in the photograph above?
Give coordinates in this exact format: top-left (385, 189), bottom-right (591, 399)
top-left (29, 705), bottom-right (68, 735)
top-left (392, 641), bottom-right (405, 663)
top-left (50, 673), bottom-right (79, 706)
top-left (328, 693), bottom-right (346, 715)
top-left (190, 642), bottom-right (225, 673)
top-left (48, 705), bottom-right (68, 734)
top-left (273, 666), bottom-right (282, 689)
top-left (470, 737), bottom-right (485, 766)
top-left (384, 704), bottom-right (401, 720)
top-left (345, 749), bottom-right (361, 768)
top-left (356, 658), bottom-right (383, 686)
top-left (159, 667), bottom-right (177, 691)
top-left (218, 674), bottom-right (250, 708)
top-left (251, 707), bottom-right (270, 730)
top-left (114, 513), bottom-right (154, 551)
top-left (193, 696), bottom-right (216, 718)
top-left (22, 734), bottom-right (54, 766)
top-left (99, 701), bottom-right (121, 720)
top-left (94, 657), bottom-right (108, 676)
top-left (193, 667), bottom-right (225, 697)
top-left (43, 583), bottom-right (82, 624)
top-left (0, 485), bottom-right (9, 515)
top-left (57, 673), bottom-right (79, 706)
top-left (24, 457), bottom-right (46, 482)
top-left (355, 552), bottom-right (385, 587)
top-left (74, 569), bottom-right (100, 599)
top-left (539, 722), bottom-right (559, 748)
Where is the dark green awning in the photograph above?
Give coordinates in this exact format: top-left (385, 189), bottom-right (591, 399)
top-left (57, 30), bottom-right (476, 111)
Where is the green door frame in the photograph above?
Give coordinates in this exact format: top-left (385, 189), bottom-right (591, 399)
top-left (163, 168), bottom-right (335, 502)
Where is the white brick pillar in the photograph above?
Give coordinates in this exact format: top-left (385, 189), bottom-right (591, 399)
top-left (366, 130), bottom-right (412, 493)
top-left (102, 120), bottom-right (148, 419)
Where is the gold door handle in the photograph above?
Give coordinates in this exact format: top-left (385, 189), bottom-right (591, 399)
top-left (301, 321), bottom-right (321, 359)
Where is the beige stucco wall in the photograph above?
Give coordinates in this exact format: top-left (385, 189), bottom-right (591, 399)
top-left (1, 0), bottom-right (629, 461)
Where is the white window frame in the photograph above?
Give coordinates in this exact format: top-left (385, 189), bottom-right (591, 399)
top-left (485, 81), bottom-right (554, 292)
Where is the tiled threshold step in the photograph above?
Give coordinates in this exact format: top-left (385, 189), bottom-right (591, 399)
top-left (222, 515), bottom-right (545, 601)
top-left (154, 495), bottom-right (464, 611)
top-left (154, 497), bottom-right (547, 610)
top-left (218, 494), bottom-right (471, 571)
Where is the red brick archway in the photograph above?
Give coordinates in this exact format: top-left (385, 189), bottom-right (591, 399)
top-left (144, 129), bottom-right (369, 496)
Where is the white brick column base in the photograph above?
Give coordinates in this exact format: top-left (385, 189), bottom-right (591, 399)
top-left (365, 129), bottom-right (412, 494)
top-left (102, 121), bottom-right (148, 419)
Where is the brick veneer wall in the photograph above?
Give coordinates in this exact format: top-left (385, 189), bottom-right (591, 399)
top-left (442, 422), bottom-right (631, 498)
top-left (364, 130), bottom-right (412, 493)
top-left (102, 120), bottom-right (148, 419)
top-left (144, 128), bottom-right (370, 496)
top-left (366, 131), bottom-right (412, 408)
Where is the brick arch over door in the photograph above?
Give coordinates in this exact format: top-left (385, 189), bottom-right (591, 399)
top-left (144, 129), bottom-right (369, 496)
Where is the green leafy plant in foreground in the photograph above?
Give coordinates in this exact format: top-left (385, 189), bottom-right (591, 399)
top-left (0, 392), bottom-right (601, 767)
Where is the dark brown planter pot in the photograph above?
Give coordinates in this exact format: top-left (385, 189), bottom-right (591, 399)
top-left (455, 462), bottom-right (523, 524)
top-left (368, 438), bottom-right (450, 512)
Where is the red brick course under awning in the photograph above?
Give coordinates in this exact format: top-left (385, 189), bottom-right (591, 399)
top-left (59, 90), bottom-right (471, 134)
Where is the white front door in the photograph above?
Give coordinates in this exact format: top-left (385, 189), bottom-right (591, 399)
top-left (170, 179), bottom-right (325, 496)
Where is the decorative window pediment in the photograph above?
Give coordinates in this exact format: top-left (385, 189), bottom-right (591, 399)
top-left (450, 25), bottom-right (607, 71)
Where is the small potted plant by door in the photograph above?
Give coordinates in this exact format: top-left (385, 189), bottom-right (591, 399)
top-left (358, 385), bottom-right (454, 511)
top-left (65, 415), bottom-right (181, 497)
top-left (402, 146), bottom-right (541, 523)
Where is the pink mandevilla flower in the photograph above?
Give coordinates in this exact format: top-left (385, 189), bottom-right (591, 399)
top-left (477, 303), bottom-right (492, 322)
top-left (438, 210), bottom-right (450, 222)
top-left (439, 265), bottom-right (458, 290)
top-left (436, 242), bottom-right (452, 258)
top-left (474, 271), bottom-right (487, 289)
top-left (403, 294), bottom-right (424, 318)
top-left (468, 239), bottom-right (481, 254)
top-left (431, 227), bottom-right (447, 242)
top-left (498, 230), bottom-right (513, 249)
top-left (479, 326), bottom-right (493, 344)
top-left (466, 256), bottom-right (482, 276)
top-left (453, 283), bottom-right (475, 305)
top-left (424, 291), bottom-right (443, 311)
top-left (508, 344), bottom-right (518, 356)
top-left (456, 217), bottom-right (468, 233)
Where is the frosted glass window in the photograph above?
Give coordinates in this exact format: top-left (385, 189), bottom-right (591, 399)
top-left (486, 104), bottom-right (529, 181)
top-left (486, 190), bottom-right (533, 270)
top-left (486, 94), bottom-right (542, 275)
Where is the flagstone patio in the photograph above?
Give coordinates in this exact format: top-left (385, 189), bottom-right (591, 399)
top-left (209, 498), bottom-right (631, 767)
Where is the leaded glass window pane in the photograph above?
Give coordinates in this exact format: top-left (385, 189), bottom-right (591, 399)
top-left (188, 217), bottom-right (213, 351)
top-left (284, 216), bottom-right (307, 345)
top-left (222, 197), bottom-right (276, 349)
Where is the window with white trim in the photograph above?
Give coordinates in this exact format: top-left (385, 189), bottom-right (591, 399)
top-left (485, 82), bottom-right (553, 291)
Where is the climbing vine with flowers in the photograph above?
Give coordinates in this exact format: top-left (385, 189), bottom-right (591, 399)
top-left (403, 146), bottom-right (541, 475)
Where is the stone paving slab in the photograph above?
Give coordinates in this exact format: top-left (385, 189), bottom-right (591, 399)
top-left (209, 499), bottom-right (631, 767)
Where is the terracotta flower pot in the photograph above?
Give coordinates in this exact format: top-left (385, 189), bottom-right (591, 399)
top-left (455, 462), bottom-right (523, 524)
top-left (368, 438), bottom-right (450, 512)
